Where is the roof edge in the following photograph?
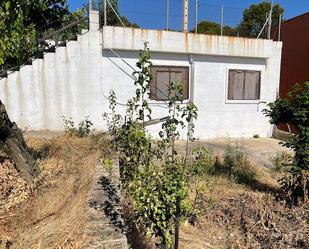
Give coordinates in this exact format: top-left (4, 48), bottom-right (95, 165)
top-left (285, 12), bottom-right (309, 23)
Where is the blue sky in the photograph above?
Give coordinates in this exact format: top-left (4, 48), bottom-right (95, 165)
top-left (68, 0), bottom-right (309, 29)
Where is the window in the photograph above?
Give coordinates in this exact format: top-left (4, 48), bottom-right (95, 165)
top-left (228, 70), bottom-right (261, 100)
top-left (150, 66), bottom-right (189, 101)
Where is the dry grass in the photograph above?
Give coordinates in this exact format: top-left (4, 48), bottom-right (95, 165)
top-left (180, 163), bottom-right (309, 249)
top-left (1, 134), bottom-right (308, 249)
top-left (0, 134), bottom-right (108, 249)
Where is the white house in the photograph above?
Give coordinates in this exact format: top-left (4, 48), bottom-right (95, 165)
top-left (0, 10), bottom-right (282, 139)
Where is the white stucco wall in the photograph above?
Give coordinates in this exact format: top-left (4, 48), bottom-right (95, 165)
top-left (0, 30), bottom-right (103, 131)
top-left (0, 26), bottom-right (282, 139)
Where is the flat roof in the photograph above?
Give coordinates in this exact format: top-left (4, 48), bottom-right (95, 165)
top-left (103, 26), bottom-right (282, 59)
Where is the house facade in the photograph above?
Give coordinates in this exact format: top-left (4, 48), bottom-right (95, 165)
top-left (0, 12), bottom-right (282, 139)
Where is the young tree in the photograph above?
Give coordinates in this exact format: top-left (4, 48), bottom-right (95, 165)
top-left (264, 82), bottom-right (309, 203)
top-left (104, 45), bottom-right (204, 249)
top-left (238, 2), bottom-right (284, 38)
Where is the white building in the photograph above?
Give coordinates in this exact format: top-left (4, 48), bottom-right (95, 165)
top-left (0, 11), bottom-right (282, 139)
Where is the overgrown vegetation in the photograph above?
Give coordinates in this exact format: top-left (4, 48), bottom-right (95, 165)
top-left (264, 82), bottom-right (309, 204)
top-left (63, 116), bottom-right (93, 137)
top-left (215, 144), bottom-right (257, 186)
top-left (271, 152), bottom-right (293, 173)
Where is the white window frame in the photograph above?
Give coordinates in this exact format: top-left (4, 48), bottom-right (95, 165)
top-left (148, 64), bottom-right (191, 104)
top-left (225, 67), bottom-right (263, 104)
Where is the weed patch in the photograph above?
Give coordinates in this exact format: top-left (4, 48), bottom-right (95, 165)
top-left (62, 116), bottom-right (93, 137)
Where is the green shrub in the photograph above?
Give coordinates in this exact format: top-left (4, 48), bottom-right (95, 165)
top-left (264, 82), bottom-right (309, 203)
top-left (232, 161), bottom-right (257, 185)
top-left (188, 146), bottom-right (213, 176)
top-left (271, 152), bottom-right (293, 173)
top-left (62, 116), bottom-right (93, 137)
top-left (214, 144), bottom-right (257, 186)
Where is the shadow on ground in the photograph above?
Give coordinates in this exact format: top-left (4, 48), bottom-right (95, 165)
top-left (89, 176), bottom-right (126, 233)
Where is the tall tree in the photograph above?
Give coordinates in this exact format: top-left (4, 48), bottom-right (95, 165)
top-left (0, 0), bottom-right (86, 70)
top-left (0, 1), bottom-right (36, 67)
top-left (238, 2), bottom-right (284, 38)
top-left (25, 0), bottom-right (70, 32)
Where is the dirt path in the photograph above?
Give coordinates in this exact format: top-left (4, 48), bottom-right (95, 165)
top-left (177, 137), bottom-right (291, 168)
top-left (0, 136), bottom-right (100, 249)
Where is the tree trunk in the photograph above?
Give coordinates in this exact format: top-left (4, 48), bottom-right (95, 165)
top-left (0, 101), bottom-right (40, 182)
top-left (174, 197), bottom-right (180, 249)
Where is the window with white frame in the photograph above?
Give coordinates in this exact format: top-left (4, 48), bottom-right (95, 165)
top-left (150, 66), bottom-right (189, 101)
top-left (228, 69), bottom-right (261, 100)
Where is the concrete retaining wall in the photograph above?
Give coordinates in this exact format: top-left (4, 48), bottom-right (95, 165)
top-left (82, 159), bottom-right (128, 249)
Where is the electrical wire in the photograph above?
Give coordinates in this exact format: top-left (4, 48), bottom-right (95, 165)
top-left (101, 46), bottom-right (170, 109)
top-left (106, 47), bottom-right (174, 106)
top-left (106, 0), bottom-right (126, 27)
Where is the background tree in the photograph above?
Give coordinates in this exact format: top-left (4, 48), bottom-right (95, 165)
top-left (25, 0), bottom-right (69, 32)
top-left (238, 2), bottom-right (284, 38)
top-left (0, 1), bottom-right (36, 67)
top-left (193, 21), bottom-right (237, 36)
top-left (99, 0), bottom-right (139, 27)
top-left (0, 0), bottom-right (86, 70)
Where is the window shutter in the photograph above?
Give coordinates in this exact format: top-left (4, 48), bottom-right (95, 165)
top-left (170, 67), bottom-right (189, 99)
top-left (151, 67), bottom-right (169, 100)
top-left (244, 71), bottom-right (260, 100)
top-left (228, 70), bottom-right (245, 100)
top-left (170, 71), bottom-right (183, 82)
top-left (156, 71), bottom-right (170, 100)
top-left (150, 67), bottom-right (158, 99)
top-left (150, 66), bottom-right (189, 100)
top-left (182, 67), bottom-right (189, 100)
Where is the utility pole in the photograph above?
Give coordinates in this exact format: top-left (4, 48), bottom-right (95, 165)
top-left (104, 0), bottom-right (107, 26)
top-left (183, 0), bottom-right (189, 32)
top-left (267, 0), bottom-right (274, 39)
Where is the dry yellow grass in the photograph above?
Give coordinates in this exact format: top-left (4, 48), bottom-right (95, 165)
top-left (0, 134), bottom-right (106, 249)
top-left (1, 134), bottom-right (307, 249)
top-left (179, 163), bottom-right (309, 249)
